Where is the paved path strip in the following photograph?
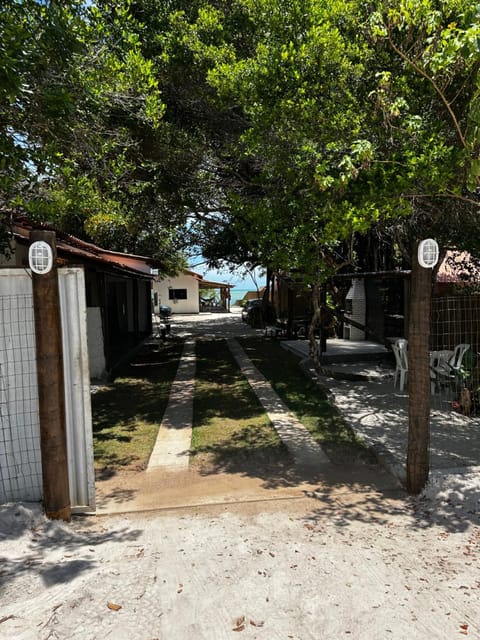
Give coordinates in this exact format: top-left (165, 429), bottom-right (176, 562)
top-left (147, 339), bottom-right (196, 471)
top-left (227, 338), bottom-right (331, 469)
top-left (147, 335), bottom-right (330, 472)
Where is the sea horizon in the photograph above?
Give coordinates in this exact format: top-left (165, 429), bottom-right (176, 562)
top-left (230, 287), bottom-right (259, 304)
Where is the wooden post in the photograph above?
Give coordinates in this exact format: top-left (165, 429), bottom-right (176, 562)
top-left (31, 230), bottom-right (71, 521)
top-left (406, 241), bottom-right (433, 494)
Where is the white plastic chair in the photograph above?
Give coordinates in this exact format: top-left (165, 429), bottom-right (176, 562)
top-left (431, 343), bottom-right (470, 390)
top-left (392, 338), bottom-right (408, 391)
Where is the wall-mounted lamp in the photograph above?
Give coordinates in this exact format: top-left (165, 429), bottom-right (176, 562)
top-left (418, 239), bottom-right (439, 269)
top-left (28, 241), bottom-right (54, 275)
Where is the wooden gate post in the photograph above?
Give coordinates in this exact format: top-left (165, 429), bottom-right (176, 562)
top-left (31, 230), bottom-right (71, 521)
top-left (406, 241), bottom-right (433, 494)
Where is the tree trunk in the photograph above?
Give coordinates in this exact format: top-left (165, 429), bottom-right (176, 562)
top-left (309, 282), bottom-right (321, 368)
top-left (406, 241), bottom-right (433, 494)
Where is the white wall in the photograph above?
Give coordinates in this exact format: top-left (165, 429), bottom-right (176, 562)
top-left (153, 273), bottom-right (200, 314)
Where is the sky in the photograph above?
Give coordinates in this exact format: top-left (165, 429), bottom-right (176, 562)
top-left (188, 259), bottom-right (265, 292)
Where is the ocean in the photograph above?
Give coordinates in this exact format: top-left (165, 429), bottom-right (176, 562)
top-left (230, 288), bottom-right (253, 305)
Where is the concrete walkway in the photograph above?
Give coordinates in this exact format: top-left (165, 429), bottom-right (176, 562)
top-left (227, 338), bottom-right (330, 469)
top-left (148, 312), bottom-right (330, 473)
top-left (147, 339), bottom-right (195, 471)
top-left (282, 337), bottom-right (480, 486)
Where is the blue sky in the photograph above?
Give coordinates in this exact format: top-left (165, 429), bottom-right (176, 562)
top-left (188, 259), bottom-right (265, 291)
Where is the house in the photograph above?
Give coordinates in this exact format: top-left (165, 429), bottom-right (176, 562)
top-left (153, 269), bottom-right (233, 314)
top-left (1, 214), bottom-right (162, 378)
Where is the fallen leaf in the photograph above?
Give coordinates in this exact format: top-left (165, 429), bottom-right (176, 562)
top-left (107, 602), bottom-right (122, 611)
top-left (232, 615), bottom-right (245, 631)
top-left (250, 619), bottom-right (264, 627)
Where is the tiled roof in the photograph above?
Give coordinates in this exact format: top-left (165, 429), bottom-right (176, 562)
top-left (6, 213), bottom-right (164, 279)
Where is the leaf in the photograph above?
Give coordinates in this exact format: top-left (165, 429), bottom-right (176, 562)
top-left (233, 616), bottom-right (245, 631)
top-left (107, 602), bottom-right (122, 611)
top-left (250, 619), bottom-right (264, 627)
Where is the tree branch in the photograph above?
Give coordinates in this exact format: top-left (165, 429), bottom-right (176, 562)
top-left (387, 33), bottom-right (467, 149)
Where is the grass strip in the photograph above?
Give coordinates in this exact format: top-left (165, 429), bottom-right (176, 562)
top-left (191, 338), bottom-right (290, 471)
top-left (239, 337), bottom-right (374, 464)
top-left (91, 338), bottom-right (184, 475)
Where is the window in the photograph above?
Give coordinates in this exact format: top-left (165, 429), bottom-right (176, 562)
top-left (168, 288), bottom-right (187, 300)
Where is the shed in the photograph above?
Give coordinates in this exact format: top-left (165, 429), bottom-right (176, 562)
top-left (1, 215), bottom-right (161, 378)
top-left (153, 269), bottom-right (233, 314)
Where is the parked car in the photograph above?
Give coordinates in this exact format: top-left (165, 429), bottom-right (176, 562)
top-left (241, 298), bottom-right (262, 322)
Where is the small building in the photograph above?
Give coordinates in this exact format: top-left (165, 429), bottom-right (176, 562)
top-left (153, 269), bottom-right (233, 314)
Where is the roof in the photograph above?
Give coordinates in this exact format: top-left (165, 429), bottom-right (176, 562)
top-left (333, 251), bottom-right (480, 284)
top-left (5, 214), bottom-right (163, 279)
top-left (436, 250), bottom-right (480, 284)
top-left (182, 268), bottom-right (234, 290)
top-left (199, 278), bottom-right (234, 290)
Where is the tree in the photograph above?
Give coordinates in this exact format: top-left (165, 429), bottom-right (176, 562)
top-left (369, 1), bottom-right (480, 492)
top-left (1, 1), bottom-right (191, 270)
top-left (193, 0), bottom-right (480, 490)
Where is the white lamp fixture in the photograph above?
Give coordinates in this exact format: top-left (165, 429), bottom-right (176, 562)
top-left (418, 238), bottom-right (439, 269)
top-left (28, 241), bottom-right (54, 275)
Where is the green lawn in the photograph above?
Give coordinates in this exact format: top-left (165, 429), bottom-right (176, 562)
top-left (91, 338), bottom-right (184, 475)
top-left (191, 338), bottom-right (289, 470)
top-left (239, 337), bottom-right (374, 463)
top-left (91, 334), bottom-right (373, 478)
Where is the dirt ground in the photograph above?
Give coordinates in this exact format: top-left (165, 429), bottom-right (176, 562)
top-left (94, 440), bottom-right (396, 515)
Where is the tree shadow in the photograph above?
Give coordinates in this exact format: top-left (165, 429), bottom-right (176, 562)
top-left (0, 503), bottom-right (143, 594)
top-left (301, 468), bottom-right (480, 534)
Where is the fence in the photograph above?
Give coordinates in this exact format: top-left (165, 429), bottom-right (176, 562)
top-left (0, 293), bottom-right (43, 503)
top-left (431, 295), bottom-right (480, 354)
top-left (0, 269), bottom-right (95, 511)
top-left (430, 294), bottom-right (480, 414)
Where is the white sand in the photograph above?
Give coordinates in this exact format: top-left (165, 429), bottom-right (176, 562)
top-left (1, 471), bottom-right (479, 640)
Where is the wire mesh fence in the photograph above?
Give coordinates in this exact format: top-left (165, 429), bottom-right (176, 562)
top-left (0, 294), bottom-right (42, 503)
top-left (430, 294), bottom-right (480, 416)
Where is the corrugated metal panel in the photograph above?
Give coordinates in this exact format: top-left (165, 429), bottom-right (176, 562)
top-left (59, 268), bottom-right (96, 513)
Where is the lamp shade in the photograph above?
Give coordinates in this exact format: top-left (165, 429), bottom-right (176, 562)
top-left (418, 239), bottom-right (439, 269)
top-left (28, 240), bottom-right (53, 275)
